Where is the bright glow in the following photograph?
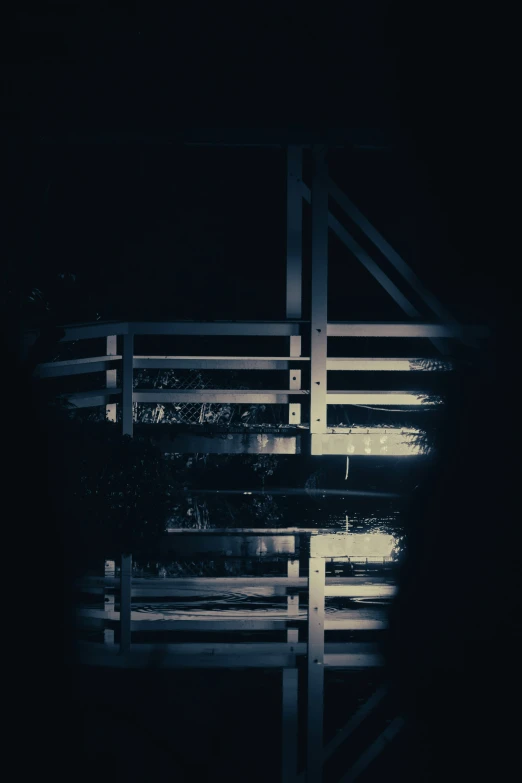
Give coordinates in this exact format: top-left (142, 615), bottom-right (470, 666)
top-left (320, 428), bottom-right (423, 456)
top-left (311, 532), bottom-right (397, 558)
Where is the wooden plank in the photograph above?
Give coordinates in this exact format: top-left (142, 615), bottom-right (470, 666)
top-left (61, 321), bottom-right (129, 341)
top-left (310, 146), bottom-right (329, 457)
top-left (80, 642), bottom-right (378, 655)
top-left (282, 668), bottom-right (299, 783)
top-left (328, 178), bottom-right (466, 341)
top-left (300, 181), bottom-right (449, 354)
top-left (122, 334), bottom-right (134, 436)
top-left (338, 716), bottom-right (405, 782)
top-left (106, 335), bottom-right (118, 422)
top-left (132, 321), bottom-right (302, 336)
top-left (120, 554), bottom-right (132, 654)
top-left (323, 686), bottom-right (389, 762)
top-left (65, 390), bottom-right (122, 408)
top-left (36, 355), bottom-right (121, 377)
top-left (79, 575), bottom-right (394, 590)
top-left (327, 322), bottom-right (488, 338)
top-left (134, 357), bottom-right (300, 370)
top-left (133, 390), bottom-right (304, 404)
top-left (326, 358), bottom-right (452, 371)
top-left (326, 391), bottom-right (439, 406)
top-left (287, 146), bottom-right (303, 320)
top-left (289, 335), bottom-right (303, 425)
top-left (307, 557), bottom-right (326, 782)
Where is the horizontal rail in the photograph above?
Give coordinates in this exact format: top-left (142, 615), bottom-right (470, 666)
top-left (77, 642), bottom-right (383, 668)
top-left (326, 391), bottom-right (439, 406)
top-left (65, 389), bottom-right (436, 407)
top-left (133, 390), bottom-right (303, 404)
top-left (78, 611), bottom-right (388, 632)
top-left (35, 354), bottom-right (453, 378)
top-left (36, 355), bottom-right (121, 377)
top-left (79, 576), bottom-right (394, 589)
top-left (134, 356), bottom-right (309, 370)
top-left (59, 321), bottom-right (303, 341)
top-left (35, 319), bottom-right (489, 344)
top-left (327, 322), bottom-right (489, 338)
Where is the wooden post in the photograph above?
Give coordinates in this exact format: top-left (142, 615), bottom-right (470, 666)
top-left (106, 335), bottom-right (117, 422)
top-left (287, 145), bottom-right (303, 427)
top-left (104, 559), bottom-right (115, 645)
top-left (282, 668), bottom-right (299, 783)
top-left (287, 556), bottom-right (300, 643)
top-left (119, 553), bottom-right (132, 654)
top-left (122, 333), bottom-right (134, 437)
top-left (289, 335), bottom-right (302, 425)
top-left (307, 557), bottom-right (325, 782)
top-left (286, 146), bottom-right (303, 320)
top-left (310, 145), bottom-right (329, 456)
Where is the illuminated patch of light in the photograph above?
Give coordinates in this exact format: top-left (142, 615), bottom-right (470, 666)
top-left (311, 532), bottom-right (397, 558)
top-left (320, 428), bottom-right (424, 456)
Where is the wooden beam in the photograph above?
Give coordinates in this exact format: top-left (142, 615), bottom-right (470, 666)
top-left (326, 391), bottom-right (440, 406)
top-left (300, 182), bottom-right (450, 354)
top-left (329, 177), bottom-right (468, 343)
top-left (289, 334), bottom-right (303, 425)
top-left (310, 146), bottom-right (329, 457)
top-left (119, 554), bottom-right (132, 654)
top-left (282, 668), bottom-right (299, 783)
top-left (36, 355), bottom-right (121, 377)
top-left (133, 390), bottom-right (304, 403)
top-left (326, 358), bottom-right (452, 371)
top-left (134, 356), bottom-right (309, 370)
top-left (307, 557), bottom-right (326, 782)
top-left (122, 333), bottom-right (134, 437)
top-left (78, 612), bottom-right (388, 633)
top-left (57, 320), bottom-right (303, 341)
top-left (132, 321), bottom-right (302, 336)
top-left (327, 322), bottom-right (488, 338)
top-left (338, 716), bottom-right (405, 783)
top-left (106, 335), bottom-right (118, 423)
top-left (287, 146), bottom-right (304, 320)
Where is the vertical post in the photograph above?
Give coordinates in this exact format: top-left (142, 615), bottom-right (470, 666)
top-left (289, 335), bottom-right (302, 425)
top-left (120, 553), bottom-right (132, 654)
top-left (310, 146), bottom-right (329, 456)
top-left (286, 146), bottom-right (303, 320)
top-left (287, 145), bottom-right (303, 429)
top-left (106, 335), bottom-right (117, 422)
top-left (104, 559), bottom-right (115, 645)
top-left (122, 332), bottom-right (134, 437)
top-left (287, 555), bottom-right (300, 643)
top-left (307, 557), bottom-right (325, 783)
top-left (282, 668), bottom-right (299, 783)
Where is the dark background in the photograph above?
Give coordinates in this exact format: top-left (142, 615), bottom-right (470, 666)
top-left (3, 2), bottom-right (506, 327)
top-left (2, 2), bottom-right (515, 781)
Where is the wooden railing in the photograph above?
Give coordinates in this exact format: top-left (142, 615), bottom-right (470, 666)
top-left (29, 318), bottom-right (487, 455)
